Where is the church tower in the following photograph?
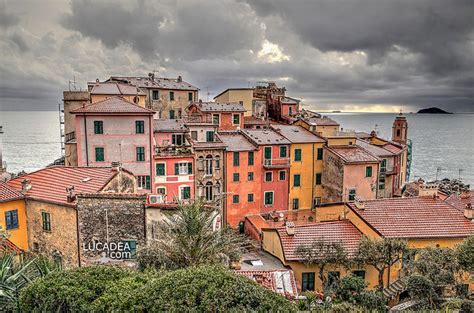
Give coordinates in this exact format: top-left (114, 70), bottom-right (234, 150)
top-left (392, 113), bottom-right (408, 145)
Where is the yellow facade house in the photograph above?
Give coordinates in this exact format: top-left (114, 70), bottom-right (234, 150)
top-left (214, 88), bottom-right (254, 116)
top-left (0, 181), bottom-right (28, 251)
top-left (271, 124), bottom-right (326, 209)
top-left (294, 116), bottom-right (340, 138)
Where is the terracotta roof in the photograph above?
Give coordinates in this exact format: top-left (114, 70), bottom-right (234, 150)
top-left (244, 116), bottom-right (269, 126)
top-left (154, 119), bottom-right (187, 132)
top-left (348, 197), bottom-right (474, 239)
top-left (214, 88), bottom-right (254, 99)
top-left (382, 143), bottom-right (404, 154)
top-left (7, 167), bottom-right (120, 206)
top-left (218, 132), bottom-right (256, 151)
top-left (108, 76), bottom-right (199, 91)
top-left (356, 139), bottom-right (395, 157)
top-left (326, 145), bottom-right (380, 164)
top-left (303, 117), bottom-right (340, 126)
top-left (71, 96), bottom-right (154, 115)
top-left (272, 125), bottom-right (325, 143)
top-left (0, 238), bottom-right (22, 254)
top-left (90, 82), bottom-right (145, 95)
top-left (242, 129), bottom-right (291, 145)
top-left (280, 96), bottom-right (300, 104)
top-left (0, 181), bottom-right (23, 203)
top-left (277, 220), bottom-right (363, 261)
top-left (445, 191), bottom-right (473, 212)
top-left (191, 101), bottom-right (246, 112)
top-left (355, 132), bottom-right (372, 139)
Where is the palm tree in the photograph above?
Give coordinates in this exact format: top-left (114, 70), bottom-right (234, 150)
top-left (138, 200), bottom-right (251, 270)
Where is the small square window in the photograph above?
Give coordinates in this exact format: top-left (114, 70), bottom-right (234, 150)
top-left (94, 121), bottom-right (103, 134)
top-left (294, 149), bottom-right (302, 161)
top-left (136, 147), bottom-right (145, 161)
top-left (293, 174), bottom-right (301, 187)
top-left (247, 194), bottom-right (254, 202)
top-left (188, 92), bottom-right (193, 101)
top-left (316, 173), bottom-right (322, 185)
top-left (348, 189), bottom-right (356, 201)
top-left (95, 147), bottom-right (104, 162)
top-left (279, 170), bottom-right (286, 181)
top-left (264, 192), bottom-right (274, 206)
top-left (156, 163), bottom-right (165, 176)
top-left (280, 146), bottom-right (287, 158)
top-left (302, 272), bottom-right (315, 291)
top-left (317, 148), bottom-right (323, 160)
top-left (169, 91), bottom-right (175, 101)
top-left (233, 195), bottom-right (239, 204)
top-left (152, 90), bottom-right (159, 100)
top-left (5, 210), bottom-right (19, 230)
top-left (248, 151), bottom-right (254, 165)
top-left (265, 172), bottom-right (273, 182)
top-left (292, 198), bottom-right (299, 210)
top-left (247, 172), bottom-right (254, 181)
top-left (366, 166), bottom-right (373, 177)
top-left (233, 173), bottom-right (240, 182)
top-left (233, 152), bottom-right (240, 166)
top-left (233, 114), bottom-right (240, 125)
top-left (135, 120), bottom-right (145, 134)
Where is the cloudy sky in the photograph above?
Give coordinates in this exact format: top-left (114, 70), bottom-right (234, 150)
top-left (0, 0), bottom-right (473, 112)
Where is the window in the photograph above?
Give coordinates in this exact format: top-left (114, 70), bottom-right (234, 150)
top-left (206, 131), bottom-right (214, 142)
top-left (264, 147), bottom-right (272, 160)
top-left (379, 176), bottom-right (386, 190)
top-left (156, 163), bottom-right (165, 176)
top-left (292, 198), bottom-right (299, 210)
top-left (135, 120), bottom-right (145, 134)
top-left (396, 129), bottom-right (401, 137)
top-left (248, 151), bottom-right (254, 165)
top-left (169, 91), bottom-right (175, 101)
top-left (188, 92), bottom-right (193, 101)
top-left (293, 174), bottom-right (301, 187)
top-left (137, 176), bottom-right (151, 189)
top-left (302, 272), bottom-right (315, 291)
top-left (233, 114), bottom-right (240, 125)
top-left (279, 146), bottom-right (287, 158)
top-left (152, 90), bottom-right (159, 100)
top-left (317, 148), bottom-right (323, 160)
top-left (247, 194), bottom-right (254, 202)
top-left (279, 170), bottom-right (286, 181)
top-left (265, 172), bottom-right (273, 182)
top-left (191, 131), bottom-right (198, 140)
top-left (205, 182), bottom-right (213, 201)
top-left (205, 155), bottom-right (213, 175)
top-left (95, 147), bottom-right (104, 162)
top-left (42, 212), bottom-right (51, 231)
top-left (233, 195), bottom-right (239, 204)
top-left (214, 156), bottom-right (220, 169)
top-left (172, 134), bottom-right (184, 146)
top-left (233, 152), bottom-right (240, 166)
top-left (294, 149), bottom-right (302, 161)
top-left (366, 166), bottom-right (373, 177)
top-left (381, 159), bottom-right (387, 172)
top-left (169, 110), bottom-right (175, 119)
top-left (5, 210), bottom-right (19, 230)
top-left (289, 106), bottom-right (293, 115)
top-left (212, 114), bottom-right (220, 125)
top-left (233, 173), bottom-right (240, 182)
top-left (316, 173), bottom-right (322, 185)
top-left (239, 101), bottom-right (243, 105)
top-left (175, 162), bottom-right (192, 175)
top-left (180, 186), bottom-right (191, 200)
top-left (313, 197), bottom-right (322, 207)
top-left (264, 191), bottom-right (274, 206)
top-left (136, 147), bottom-right (145, 161)
top-left (156, 187), bottom-right (166, 194)
top-left (247, 172), bottom-right (254, 181)
top-left (348, 189), bottom-right (356, 201)
top-left (94, 121), bottom-right (103, 134)
top-left (352, 271), bottom-right (366, 280)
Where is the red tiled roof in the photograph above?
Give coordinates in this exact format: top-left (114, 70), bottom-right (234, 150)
top-left (7, 167), bottom-right (120, 206)
top-left (348, 197), bottom-right (474, 239)
top-left (304, 117), bottom-right (340, 126)
top-left (382, 143), bottom-right (403, 154)
top-left (445, 191), bottom-right (473, 212)
top-left (71, 96), bottom-right (154, 114)
top-left (0, 181), bottom-right (23, 203)
top-left (326, 145), bottom-right (380, 164)
top-left (276, 220), bottom-right (363, 261)
top-left (0, 238), bottom-right (22, 254)
top-left (272, 125), bottom-right (325, 143)
top-left (90, 82), bottom-right (145, 95)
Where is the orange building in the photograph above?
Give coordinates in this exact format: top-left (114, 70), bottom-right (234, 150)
top-left (187, 101), bottom-right (245, 130)
top-left (0, 181), bottom-right (28, 251)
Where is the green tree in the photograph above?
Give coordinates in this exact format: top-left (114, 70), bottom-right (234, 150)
top-left (355, 236), bottom-right (408, 290)
top-left (406, 274), bottom-right (438, 309)
top-left (137, 200), bottom-right (250, 270)
top-left (457, 235), bottom-right (474, 273)
top-left (411, 246), bottom-right (459, 286)
top-left (296, 238), bottom-right (349, 291)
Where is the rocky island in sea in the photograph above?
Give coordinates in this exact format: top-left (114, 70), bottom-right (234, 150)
top-left (417, 107), bottom-right (452, 114)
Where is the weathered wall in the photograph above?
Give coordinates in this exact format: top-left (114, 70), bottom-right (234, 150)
top-left (77, 193), bottom-right (146, 266)
top-left (322, 148), bottom-right (344, 203)
top-left (215, 89), bottom-right (253, 116)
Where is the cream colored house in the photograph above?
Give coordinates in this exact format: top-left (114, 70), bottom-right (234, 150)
top-left (214, 88), bottom-right (254, 117)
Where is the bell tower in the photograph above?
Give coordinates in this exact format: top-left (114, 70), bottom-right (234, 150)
top-left (392, 112), bottom-right (408, 145)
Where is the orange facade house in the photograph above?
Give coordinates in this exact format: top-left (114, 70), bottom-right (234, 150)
top-left (0, 181), bottom-right (28, 251)
top-left (187, 101), bottom-right (245, 130)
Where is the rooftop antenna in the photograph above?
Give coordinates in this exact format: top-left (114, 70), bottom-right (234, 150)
top-left (68, 75), bottom-right (77, 91)
top-left (435, 166), bottom-right (442, 181)
top-left (458, 168), bottom-right (463, 180)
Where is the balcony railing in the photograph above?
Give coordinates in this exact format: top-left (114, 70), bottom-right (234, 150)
top-left (65, 131), bottom-right (76, 143)
top-left (263, 158), bottom-right (290, 168)
top-left (154, 145), bottom-right (193, 157)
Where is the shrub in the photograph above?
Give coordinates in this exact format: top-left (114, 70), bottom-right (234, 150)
top-left (460, 299), bottom-right (474, 313)
top-left (357, 291), bottom-right (387, 312)
top-left (457, 235), bottom-right (474, 273)
top-left (336, 275), bottom-right (366, 302)
top-left (20, 266), bottom-right (130, 312)
top-left (406, 274), bottom-right (438, 308)
top-left (330, 302), bottom-right (363, 313)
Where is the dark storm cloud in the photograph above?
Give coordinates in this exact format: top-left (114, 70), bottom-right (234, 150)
top-left (0, 3), bottom-right (19, 28)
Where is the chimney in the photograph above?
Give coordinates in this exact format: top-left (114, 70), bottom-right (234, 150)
top-left (177, 75), bottom-right (182, 82)
top-left (460, 190), bottom-right (471, 200)
top-left (285, 221), bottom-right (295, 236)
top-left (419, 183), bottom-right (439, 198)
top-left (464, 203), bottom-right (473, 220)
top-left (370, 130), bottom-right (377, 137)
top-left (21, 179), bottom-right (32, 193)
top-left (66, 186), bottom-right (76, 203)
top-left (354, 197), bottom-right (365, 210)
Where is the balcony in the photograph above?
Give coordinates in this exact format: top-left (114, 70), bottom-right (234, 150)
top-left (65, 131), bottom-right (76, 143)
top-left (263, 158), bottom-right (290, 169)
top-left (154, 145), bottom-right (193, 157)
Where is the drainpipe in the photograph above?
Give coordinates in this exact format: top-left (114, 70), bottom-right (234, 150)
top-left (311, 143), bottom-right (315, 207)
top-left (75, 207), bottom-right (82, 267)
top-left (83, 114), bottom-right (89, 166)
top-left (149, 115), bottom-right (153, 191)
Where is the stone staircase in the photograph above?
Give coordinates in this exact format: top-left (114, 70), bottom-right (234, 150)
top-left (383, 279), bottom-right (406, 299)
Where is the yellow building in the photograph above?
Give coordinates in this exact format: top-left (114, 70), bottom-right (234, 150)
top-left (214, 88), bottom-right (254, 117)
top-left (271, 125), bottom-right (326, 209)
top-left (0, 181), bottom-right (28, 251)
top-left (246, 194), bottom-right (474, 298)
top-left (294, 116), bottom-right (340, 138)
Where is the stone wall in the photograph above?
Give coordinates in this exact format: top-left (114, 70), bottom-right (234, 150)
top-left (322, 149), bottom-right (344, 203)
top-left (77, 193), bottom-right (146, 267)
top-left (194, 149), bottom-right (225, 209)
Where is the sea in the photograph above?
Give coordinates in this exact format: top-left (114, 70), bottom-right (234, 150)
top-left (1, 111), bottom-right (473, 185)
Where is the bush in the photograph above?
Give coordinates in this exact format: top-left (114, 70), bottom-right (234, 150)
top-left (136, 265), bottom-right (295, 312)
top-left (336, 275), bottom-right (366, 302)
top-left (457, 236), bottom-right (474, 273)
top-left (330, 302), bottom-right (362, 312)
top-left (406, 274), bottom-right (438, 309)
top-left (460, 299), bottom-right (474, 313)
top-left (357, 291), bottom-right (387, 312)
top-left (20, 266), bottom-right (131, 312)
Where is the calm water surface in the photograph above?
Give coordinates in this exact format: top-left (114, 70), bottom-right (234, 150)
top-left (1, 111), bottom-right (473, 184)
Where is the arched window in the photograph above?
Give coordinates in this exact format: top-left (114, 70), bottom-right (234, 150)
top-left (205, 182), bottom-right (213, 201)
top-left (205, 155), bottom-right (213, 175)
top-left (396, 129), bottom-right (401, 137)
top-left (214, 155), bottom-right (221, 170)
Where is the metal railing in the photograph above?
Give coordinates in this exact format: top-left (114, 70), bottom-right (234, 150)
top-left (263, 158), bottom-right (290, 168)
top-left (65, 131), bottom-right (76, 143)
top-left (154, 145), bottom-right (193, 157)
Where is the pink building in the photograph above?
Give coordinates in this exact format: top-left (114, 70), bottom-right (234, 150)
top-left (186, 101), bottom-right (245, 131)
top-left (151, 119), bottom-right (194, 203)
top-left (71, 96), bottom-right (155, 190)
